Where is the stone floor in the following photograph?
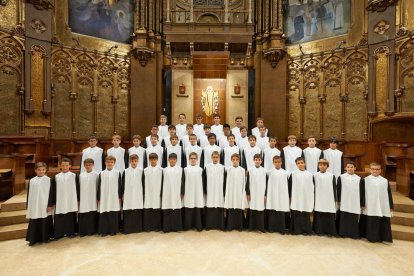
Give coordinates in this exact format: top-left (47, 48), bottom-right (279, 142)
top-left (1, 230), bottom-right (413, 276)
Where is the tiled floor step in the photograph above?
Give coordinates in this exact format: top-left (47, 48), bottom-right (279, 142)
top-left (0, 223), bottom-right (28, 241)
top-left (0, 210), bottom-right (27, 226)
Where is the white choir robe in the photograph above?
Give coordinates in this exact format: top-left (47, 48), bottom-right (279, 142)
top-left (158, 125), bottom-right (169, 140)
top-left (263, 147), bottom-right (281, 172)
top-left (175, 124), bottom-right (187, 140)
top-left (323, 148), bottom-right (344, 178)
top-left (81, 146), bottom-right (103, 173)
top-left (224, 166), bottom-right (247, 210)
top-left (231, 126), bottom-right (241, 140)
top-left (145, 144), bottom-right (164, 167)
top-left (203, 163), bottom-right (226, 229)
top-left (162, 135), bottom-right (173, 148)
top-left (218, 136), bottom-right (229, 149)
top-left (211, 124), bottom-right (224, 141)
top-left (251, 127), bottom-right (268, 137)
top-left (161, 166), bottom-right (184, 232)
top-left (242, 145), bottom-right (262, 171)
top-left (143, 165), bottom-right (163, 231)
top-left (236, 136), bottom-right (249, 152)
top-left (107, 147), bottom-right (127, 173)
top-left (256, 136), bottom-right (269, 152)
top-left (78, 171), bottom-right (99, 236)
top-left (289, 170), bottom-right (314, 213)
top-left (266, 168), bottom-right (290, 212)
top-left (303, 147), bottom-right (322, 174)
top-left (222, 145), bottom-right (241, 169)
top-left (246, 166), bottom-right (267, 231)
top-left (128, 146), bottom-right (145, 169)
top-left (193, 124), bottom-right (204, 138)
top-left (145, 135), bottom-right (162, 148)
top-left (281, 145), bottom-right (303, 174)
top-left (185, 144), bottom-right (203, 167)
top-left (202, 144), bottom-right (222, 168)
top-left (122, 167), bottom-right (144, 233)
top-left (313, 171), bottom-right (337, 235)
top-left (180, 134), bottom-right (191, 152)
top-left (198, 134), bottom-right (210, 149)
top-left (183, 165), bottom-right (204, 230)
top-left (163, 145), bottom-right (184, 167)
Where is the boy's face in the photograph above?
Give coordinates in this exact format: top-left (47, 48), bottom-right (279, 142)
top-left (151, 127), bottom-right (158, 135)
top-left (204, 128), bottom-right (211, 135)
top-left (269, 139), bottom-right (277, 148)
top-left (179, 115), bottom-right (186, 124)
top-left (288, 138), bottom-right (296, 147)
top-left (254, 157), bottom-right (262, 167)
top-left (212, 154), bottom-right (220, 164)
top-left (105, 160), bottom-right (115, 170)
top-left (88, 139), bottom-right (97, 147)
top-left (296, 160), bottom-right (306, 171)
top-left (223, 127), bottom-right (230, 136)
top-left (133, 138), bottom-right (141, 147)
top-left (190, 136), bottom-right (197, 145)
top-left (160, 117), bottom-right (167, 125)
top-left (169, 128), bottom-right (176, 135)
top-left (259, 128), bottom-right (266, 136)
top-left (249, 138), bottom-right (256, 146)
top-left (330, 142), bottom-right (337, 149)
top-left (273, 159), bottom-right (282, 169)
top-left (84, 162), bottom-right (94, 172)
top-left (149, 158), bottom-right (158, 167)
top-left (308, 138), bottom-right (316, 147)
top-left (35, 166), bottom-right (46, 177)
top-left (189, 155), bottom-right (198, 166)
top-left (196, 117), bottom-right (202, 124)
top-left (130, 159), bottom-right (138, 168)
top-left (256, 120), bottom-right (264, 127)
top-left (208, 136), bottom-right (216, 145)
top-left (112, 138), bottom-right (121, 147)
top-left (370, 165), bottom-right (381, 176)
top-left (228, 136), bottom-right (235, 145)
top-left (231, 156), bottom-right (239, 167)
top-left (235, 118), bottom-right (243, 127)
top-left (171, 137), bottom-right (178, 146)
top-left (241, 129), bottom-right (247, 137)
top-left (150, 136), bottom-right (158, 145)
top-left (213, 116), bottom-right (220, 124)
top-left (318, 163), bottom-right (328, 173)
top-left (169, 158), bottom-right (177, 167)
top-left (186, 127), bottom-right (193, 134)
top-left (345, 164), bottom-right (356, 174)
top-left (60, 161), bottom-right (71, 173)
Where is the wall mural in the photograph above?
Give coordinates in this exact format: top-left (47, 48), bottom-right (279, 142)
top-left (285, 0), bottom-right (351, 45)
top-left (68, 0), bottom-right (134, 44)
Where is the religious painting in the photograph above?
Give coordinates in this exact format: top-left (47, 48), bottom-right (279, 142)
top-left (284, 0), bottom-right (351, 45)
top-left (68, 0), bottom-right (134, 44)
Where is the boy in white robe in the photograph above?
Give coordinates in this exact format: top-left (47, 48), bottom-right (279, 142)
top-left (80, 135), bottom-right (104, 173)
top-left (337, 161), bottom-right (364, 239)
top-left (224, 153), bottom-right (247, 231)
top-left (263, 137), bottom-right (281, 172)
top-left (144, 125), bottom-right (161, 148)
top-left (107, 134), bottom-right (128, 173)
top-left (176, 113), bottom-right (187, 140)
top-left (246, 154), bottom-right (267, 232)
top-left (359, 162), bottom-right (394, 243)
top-left (128, 135), bottom-right (145, 169)
top-left (180, 124), bottom-right (194, 153)
top-left (221, 134), bottom-right (241, 169)
top-left (183, 152), bottom-right (204, 231)
top-left (161, 153), bottom-right (184, 232)
top-left (203, 151), bottom-right (226, 230)
top-left (143, 153), bottom-right (163, 231)
top-left (289, 157), bottom-right (314, 235)
top-left (281, 135), bottom-right (303, 174)
top-left (163, 135), bottom-right (184, 168)
top-left (97, 156), bottom-right (122, 236)
top-left (121, 154), bottom-right (144, 234)
top-left (211, 114), bottom-right (224, 141)
top-left (185, 134), bottom-right (203, 167)
top-left (146, 134), bottom-right (164, 167)
top-left (231, 116), bottom-right (243, 141)
top-left (198, 124), bottom-right (212, 149)
top-left (302, 136), bottom-right (323, 174)
top-left (78, 158), bottom-right (99, 236)
top-left (236, 126), bottom-right (249, 152)
top-left (313, 159), bottom-right (337, 236)
top-left (26, 162), bottom-right (54, 246)
top-left (256, 126), bottom-right (270, 152)
top-left (201, 133), bottom-right (221, 168)
top-left (242, 135), bottom-right (262, 172)
top-left (251, 117), bottom-right (269, 137)
top-left (52, 158), bottom-right (79, 239)
top-left (158, 115), bottom-right (169, 140)
top-left (218, 124), bottom-right (231, 149)
top-left (266, 156), bottom-right (290, 234)
top-left (323, 137), bottom-right (344, 178)
top-left (193, 114), bottom-right (204, 138)
top-left (161, 125), bottom-right (177, 148)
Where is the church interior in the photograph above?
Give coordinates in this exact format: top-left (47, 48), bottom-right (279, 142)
top-left (1, 0), bottom-right (414, 274)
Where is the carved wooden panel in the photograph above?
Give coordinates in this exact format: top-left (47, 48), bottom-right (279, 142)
top-left (398, 39), bottom-right (414, 112)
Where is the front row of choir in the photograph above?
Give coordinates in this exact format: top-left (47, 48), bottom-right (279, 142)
top-left (26, 151), bottom-right (393, 246)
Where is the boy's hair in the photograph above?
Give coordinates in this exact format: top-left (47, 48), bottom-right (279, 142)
top-left (370, 162), bottom-right (381, 168)
top-left (208, 133), bottom-right (216, 139)
top-left (203, 124), bottom-right (211, 130)
top-left (240, 126), bottom-right (247, 131)
top-left (273, 155), bottom-right (282, 162)
top-left (168, 153), bottom-right (178, 159)
top-left (269, 136), bottom-right (278, 142)
top-left (195, 113), bottom-right (202, 118)
top-left (106, 155), bottom-right (116, 162)
top-left (318, 158), bottom-right (329, 166)
top-left (248, 135), bottom-right (257, 141)
top-left (211, 151), bottom-right (220, 157)
top-left (60, 157), bottom-right (71, 164)
top-left (89, 135), bottom-right (97, 141)
top-left (308, 135), bottom-right (316, 140)
top-left (231, 153), bottom-right (240, 160)
top-left (170, 135), bottom-right (179, 141)
top-left (150, 134), bottom-right (159, 140)
top-left (295, 157), bottom-right (305, 163)
top-left (132, 134), bottom-right (142, 141)
top-left (259, 125), bottom-right (266, 130)
top-left (329, 136), bottom-right (338, 144)
top-left (178, 113), bottom-right (186, 118)
top-left (186, 123), bottom-right (194, 129)
top-left (129, 154), bottom-right (139, 161)
top-left (345, 161), bottom-right (356, 167)
top-left (149, 153), bottom-right (158, 160)
top-left (253, 154), bottom-right (262, 160)
top-left (189, 152), bottom-right (198, 159)
top-left (213, 113), bottom-right (220, 119)
top-left (168, 124), bottom-right (176, 130)
top-left (235, 116), bottom-right (243, 121)
top-left (189, 134), bottom-right (197, 139)
top-left (151, 125), bottom-right (159, 129)
top-left (112, 134), bottom-right (121, 140)
top-left (288, 135), bottom-right (297, 140)
top-left (83, 158), bottom-right (94, 165)
top-left (256, 117), bottom-right (264, 122)
top-left (227, 134), bottom-right (235, 139)
top-left (223, 123), bottom-right (231, 129)
top-left (35, 162), bottom-right (47, 170)
top-left (160, 115), bottom-right (167, 119)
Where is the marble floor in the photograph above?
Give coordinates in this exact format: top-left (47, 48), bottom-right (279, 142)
top-left (1, 231), bottom-right (413, 276)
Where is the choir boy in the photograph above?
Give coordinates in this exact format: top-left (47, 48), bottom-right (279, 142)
top-left (231, 116), bottom-right (243, 140)
top-left (242, 135), bottom-right (262, 171)
top-left (201, 133), bottom-right (221, 168)
top-left (145, 134), bottom-right (164, 167)
top-left (128, 135), bottom-right (146, 169)
top-left (313, 159), bottom-right (337, 236)
top-left (251, 117), bottom-right (268, 137)
top-left (180, 123), bottom-right (194, 152)
top-left (78, 158), bottom-right (99, 236)
top-left (323, 137), bottom-right (344, 178)
top-left (337, 161), bottom-right (364, 239)
top-left (236, 126), bottom-right (249, 151)
top-left (266, 156), bottom-right (290, 234)
top-left (80, 135), bottom-right (104, 173)
top-left (263, 137), bottom-right (281, 172)
top-left (246, 154), bottom-right (267, 232)
top-left (289, 157), bottom-right (314, 235)
top-left (281, 135), bottom-right (303, 174)
top-left (218, 124), bottom-right (231, 149)
top-left (203, 151), bottom-right (226, 230)
top-left (163, 135), bottom-right (184, 167)
top-left (26, 162), bottom-right (54, 246)
top-left (182, 152), bottom-right (204, 231)
top-left (211, 113), bottom-right (224, 141)
top-left (302, 136), bottom-right (323, 174)
top-left (176, 113), bottom-right (187, 139)
top-left (121, 154), bottom-right (144, 234)
top-left (193, 114), bottom-right (204, 138)
top-left (221, 134), bottom-right (241, 169)
top-left (143, 153), bottom-right (163, 231)
top-left (107, 134), bottom-right (128, 173)
top-left (161, 153), bottom-right (184, 232)
top-left (97, 156), bottom-right (122, 236)
top-left (144, 125), bottom-right (161, 148)
top-left (198, 124), bottom-right (212, 149)
top-left (256, 126), bottom-right (270, 151)
top-left (224, 153), bottom-right (247, 231)
top-left (185, 134), bottom-right (202, 167)
top-left (158, 115), bottom-right (169, 140)
top-left (52, 158), bottom-right (79, 239)
top-left (161, 125), bottom-right (177, 148)
top-left (360, 162), bottom-right (393, 243)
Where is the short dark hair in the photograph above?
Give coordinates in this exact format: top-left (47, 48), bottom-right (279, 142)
top-left (60, 157), bottom-right (71, 164)
top-left (149, 153), bottom-right (158, 160)
top-left (208, 133), bottom-right (216, 139)
top-left (295, 157), bottom-right (305, 163)
top-left (253, 154), bottom-right (262, 160)
top-left (83, 158), bottom-right (94, 165)
top-left (168, 153), bottom-right (178, 159)
top-left (129, 154), bottom-right (139, 161)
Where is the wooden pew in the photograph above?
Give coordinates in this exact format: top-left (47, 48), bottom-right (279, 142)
top-left (379, 143), bottom-right (414, 181)
top-left (396, 157), bottom-right (414, 196)
top-left (0, 154), bottom-right (26, 196)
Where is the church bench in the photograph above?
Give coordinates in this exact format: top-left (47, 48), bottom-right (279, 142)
top-left (0, 154), bottom-right (26, 196)
top-left (396, 157), bottom-right (414, 197)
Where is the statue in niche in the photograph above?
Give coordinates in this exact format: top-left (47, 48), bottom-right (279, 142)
top-left (201, 86), bottom-right (219, 117)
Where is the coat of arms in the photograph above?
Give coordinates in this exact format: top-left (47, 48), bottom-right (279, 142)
top-left (201, 86), bottom-right (219, 117)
